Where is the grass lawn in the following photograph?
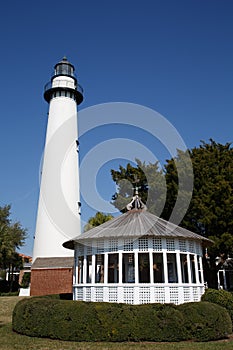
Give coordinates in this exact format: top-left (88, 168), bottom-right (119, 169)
top-left (0, 296), bottom-right (233, 350)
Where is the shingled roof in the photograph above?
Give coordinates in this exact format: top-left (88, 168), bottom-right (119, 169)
top-left (31, 257), bottom-right (74, 269)
top-left (63, 209), bottom-right (212, 250)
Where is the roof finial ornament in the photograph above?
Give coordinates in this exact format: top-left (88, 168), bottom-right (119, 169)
top-left (126, 175), bottom-right (147, 211)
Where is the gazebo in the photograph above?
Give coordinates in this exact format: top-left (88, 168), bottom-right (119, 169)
top-left (64, 194), bottom-right (211, 305)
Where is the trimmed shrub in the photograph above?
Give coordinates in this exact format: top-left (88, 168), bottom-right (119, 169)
top-left (134, 303), bottom-right (187, 342)
top-left (201, 288), bottom-right (233, 322)
top-left (178, 301), bottom-right (232, 341)
top-left (92, 303), bottom-right (186, 342)
top-left (12, 298), bottom-right (100, 341)
top-left (12, 298), bottom-right (232, 342)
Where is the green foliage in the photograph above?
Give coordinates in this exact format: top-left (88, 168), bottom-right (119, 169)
top-left (12, 298), bottom-right (232, 342)
top-left (178, 301), bottom-right (232, 342)
top-left (0, 280), bottom-right (19, 293)
top-left (0, 205), bottom-right (27, 290)
top-left (20, 272), bottom-right (30, 288)
top-left (111, 140), bottom-right (233, 247)
top-left (184, 140), bottom-right (233, 244)
top-left (84, 212), bottom-right (113, 232)
top-left (201, 288), bottom-right (233, 322)
top-left (111, 160), bottom-right (166, 215)
top-left (110, 140), bottom-right (233, 287)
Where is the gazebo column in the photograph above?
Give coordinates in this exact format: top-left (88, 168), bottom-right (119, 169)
top-left (163, 251), bottom-right (168, 284)
top-left (119, 251), bottom-right (123, 283)
top-left (104, 253), bottom-right (108, 284)
top-left (83, 255), bottom-right (87, 284)
top-left (176, 252), bottom-right (183, 304)
top-left (176, 252), bottom-right (182, 284)
top-left (149, 251), bottom-right (154, 283)
top-left (163, 252), bottom-right (169, 303)
top-left (194, 255), bottom-right (199, 283)
top-left (187, 254), bottom-right (192, 284)
top-left (135, 251), bottom-right (139, 284)
top-left (199, 256), bottom-right (204, 283)
top-left (91, 254), bottom-right (96, 283)
top-left (223, 269), bottom-right (227, 290)
top-left (74, 250), bottom-right (78, 284)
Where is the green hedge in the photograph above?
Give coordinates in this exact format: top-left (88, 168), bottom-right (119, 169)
top-left (201, 288), bottom-right (233, 322)
top-left (178, 301), bottom-right (232, 341)
top-left (12, 298), bottom-right (232, 342)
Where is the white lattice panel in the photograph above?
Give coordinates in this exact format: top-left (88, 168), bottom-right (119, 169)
top-left (109, 239), bottom-right (118, 252)
top-left (179, 239), bottom-right (186, 252)
top-left (153, 238), bottom-right (162, 251)
top-left (85, 287), bottom-right (91, 301)
top-left (166, 239), bottom-right (175, 251)
top-left (139, 287), bottom-right (150, 304)
top-left (183, 287), bottom-right (190, 302)
top-left (154, 287), bottom-right (165, 303)
top-left (196, 242), bottom-right (202, 255)
top-left (74, 285), bottom-right (204, 305)
top-left (77, 288), bottom-right (83, 300)
top-left (169, 287), bottom-right (179, 305)
top-left (108, 287), bottom-right (118, 303)
top-left (139, 237), bottom-right (148, 251)
top-left (97, 240), bottom-right (105, 253)
top-left (77, 244), bottom-right (84, 256)
top-left (189, 241), bottom-right (195, 253)
top-left (95, 287), bottom-right (104, 302)
top-left (86, 240), bottom-right (92, 255)
top-left (193, 287), bottom-right (200, 302)
top-left (124, 287), bottom-right (134, 304)
top-left (123, 239), bottom-right (133, 251)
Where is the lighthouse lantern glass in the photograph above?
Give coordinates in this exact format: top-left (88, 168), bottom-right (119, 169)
top-left (55, 63), bottom-right (74, 77)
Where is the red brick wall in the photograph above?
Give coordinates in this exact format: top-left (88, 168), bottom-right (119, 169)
top-left (30, 268), bottom-right (73, 296)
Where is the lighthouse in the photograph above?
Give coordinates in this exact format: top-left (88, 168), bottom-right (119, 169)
top-left (30, 58), bottom-right (83, 296)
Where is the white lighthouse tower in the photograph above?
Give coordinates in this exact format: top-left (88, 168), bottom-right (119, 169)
top-left (32, 57), bottom-right (83, 263)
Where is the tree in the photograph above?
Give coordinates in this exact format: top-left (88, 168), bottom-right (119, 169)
top-left (110, 140), bottom-right (233, 288)
top-left (0, 205), bottom-right (27, 291)
top-left (111, 159), bottom-right (166, 216)
top-left (84, 212), bottom-right (113, 232)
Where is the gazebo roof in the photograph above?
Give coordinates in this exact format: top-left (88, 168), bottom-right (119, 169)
top-left (63, 209), bottom-right (212, 250)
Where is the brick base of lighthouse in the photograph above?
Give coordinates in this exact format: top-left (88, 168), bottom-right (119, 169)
top-left (30, 257), bottom-right (73, 296)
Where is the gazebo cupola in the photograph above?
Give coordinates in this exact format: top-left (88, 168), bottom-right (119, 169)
top-left (64, 194), bottom-right (211, 305)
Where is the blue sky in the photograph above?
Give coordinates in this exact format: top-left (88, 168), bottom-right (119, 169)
top-left (1, 0), bottom-right (233, 256)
